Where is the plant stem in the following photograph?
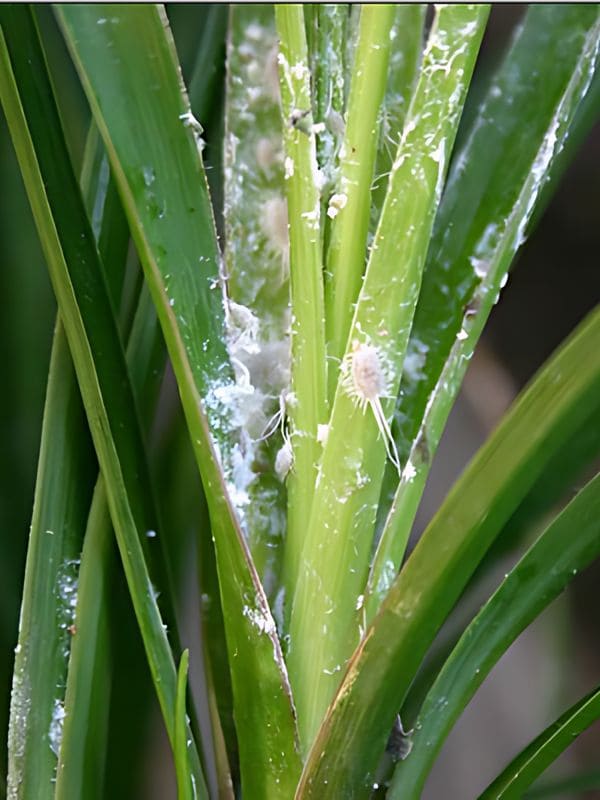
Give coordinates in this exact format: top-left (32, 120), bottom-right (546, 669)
top-left (289, 4), bottom-right (490, 751)
top-left (275, 4), bottom-right (328, 628)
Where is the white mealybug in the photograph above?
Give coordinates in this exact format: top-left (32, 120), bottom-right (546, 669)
top-left (275, 438), bottom-right (293, 482)
top-left (254, 389), bottom-right (294, 481)
top-left (342, 340), bottom-right (401, 474)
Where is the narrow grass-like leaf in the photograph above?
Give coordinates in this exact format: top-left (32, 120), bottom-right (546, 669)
top-left (275, 5), bottom-right (328, 625)
top-left (6, 327), bottom-right (96, 800)
top-left (312, 4), bottom-right (346, 204)
top-left (289, 4), bottom-right (489, 751)
top-left (370, 4), bottom-right (425, 234)
top-left (7, 52), bottom-right (126, 800)
top-left (0, 8), bottom-right (206, 794)
top-left (57, 283), bottom-right (170, 799)
top-left (57, 6), bottom-right (301, 796)
top-left (390, 471), bottom-right (600, 798)
top-left (187, 5), bottom-right (228, 128)
top-left (223, 4), bottom-right (289, 592)
top-left (325, 3), bottom-right (396, 382)
top-left (54, 481), bottom-right (112, 800)
top-left (368, 5), bottom-right (600, 617)
top-left (297, 305), bottom-right (600, 799)
top-left (175, 650), bottom-right (193, 800)
top-left (525, 768), bottom-right (600, 798)
top-left (479, 685), bottom-right (600, 799)
top-left (52, 120), bottom-right (137, 800)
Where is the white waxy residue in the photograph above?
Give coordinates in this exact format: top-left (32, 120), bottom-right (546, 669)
top-left (243, 604), bottom-right (276, 637)
top-left (48, 699), bottom-right (66, 757)
top-left (327, 192), bottom-right (348, 219)
top-left (275, 439), bottom-right (293, 482)
top-left (284, 156), bottom-right (294, 180)
top-left (317, 424), bottom-right (329, 446)
top-left (403, 460), bottom-right (417, 482)
top-left (403, 338), bottom-right (429, 384)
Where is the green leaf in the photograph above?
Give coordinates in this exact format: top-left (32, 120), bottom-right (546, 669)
top-left (175, 650), bottom-right (193, 800)
top-left (57, 285), bottom-right (169, 798)
top-left (389, 470), bottom-right (600, 798)
top-left (289, 4), bottom-right (489, 752)
top-left (368, 4), bottom-right (600, 617)
top-left (325, 4), bottom-right (396, 376)
top-left (275, 5), bottom-right (329, 629)
top-left (525, 768), bottom-right (600, 798)
top-left (297, 305), bottom-right (600, 799)
top-left (6, 87), bottom-right (126, 800)
top-left (0, 7), bottom-right (206, 794)
top-left (312, 4), bottom-right (346, 208)
top-left (57, 5), bottom-right (302, 796)
top-left (370, 4), bottom-right (425, 236)
top-left (479, 685), bottom-right (600, 799)
top-left (6, 326), bottom-right (96, 800)
top-left (54, 481), bottom-right (113, 800)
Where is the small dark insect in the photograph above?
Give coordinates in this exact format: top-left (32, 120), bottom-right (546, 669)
top-left (414, 432), bottom-right (431, 467)
top-left (289, 107), bottom-right (311, 134)
top-left (386, 714), bottom-right (413, 762)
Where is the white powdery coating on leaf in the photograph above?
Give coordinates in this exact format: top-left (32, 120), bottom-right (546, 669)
top-left (317, 424), bottom-right (330, 445)
top-left (261, 196), bottom-right (289, 257)
top-left (403, 460), bottom-right (417, 482)
top-left (243, 604), bottom-right (277, 637)
top-left (7, 663), bottom-right (31, 797)
top-left (284, 156), bottom-right (294, 180)
top-left (403, 338), bottom-right (429, 384)
top-left (377, 559), bottom-right (398, 597)
top-left (255, 137), bottom-right (281, 172)
top-left (229, 440), bottom-right (257, 508)
top-left (290, 61), bottom-right (309, 81)
top-left (327, 192), bottom-right (348, 219)
top-left (272, 587), bottom-right (286, 635)
top-left (48, 699), bottom-right (66, 757)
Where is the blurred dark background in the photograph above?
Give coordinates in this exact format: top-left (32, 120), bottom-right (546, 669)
top-left (0, 5), bottom-right (598, 798)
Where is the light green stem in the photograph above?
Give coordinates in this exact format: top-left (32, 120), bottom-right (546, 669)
top-left (288, 4), bottom-right (490, 751)
top-left (325, 4), bottom-right (395, 395)
top-left (275, 4), bottom-right (328, 628)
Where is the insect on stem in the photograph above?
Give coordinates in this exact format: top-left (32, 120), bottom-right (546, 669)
top-left (342, 340), bottom-right (402, 475)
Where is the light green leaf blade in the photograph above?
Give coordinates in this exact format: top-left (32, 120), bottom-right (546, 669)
top-left (479, 686), bottom-right (600, 800)
top-left (325, 3), bottom-right (396, 377)
top-left (312, 3), bottom-right (346, 210)
top-left (368, 4), bottom-right (600, 617)
top-left (390, 470), bottom-right (600, 798)
top-left (57, 5), bottom-right (302, 796)
top-left (175, 650), bottom-right (194, 800)
top-left (289, 4), bottom-right (489, 751)
top-left (297, 305), bottom-right (600, 799)
top-left (275, 4), bottom-right (328, 632)
top-left (370, 4), bottom-right (425, 236)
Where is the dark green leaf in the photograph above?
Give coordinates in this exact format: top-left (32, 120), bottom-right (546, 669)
top-left (480, 685), bottom-right (600, 799)
top-left (57, 6), bottom-right (302, 796)
top-left (390, 471), bottom-right (600, 798)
